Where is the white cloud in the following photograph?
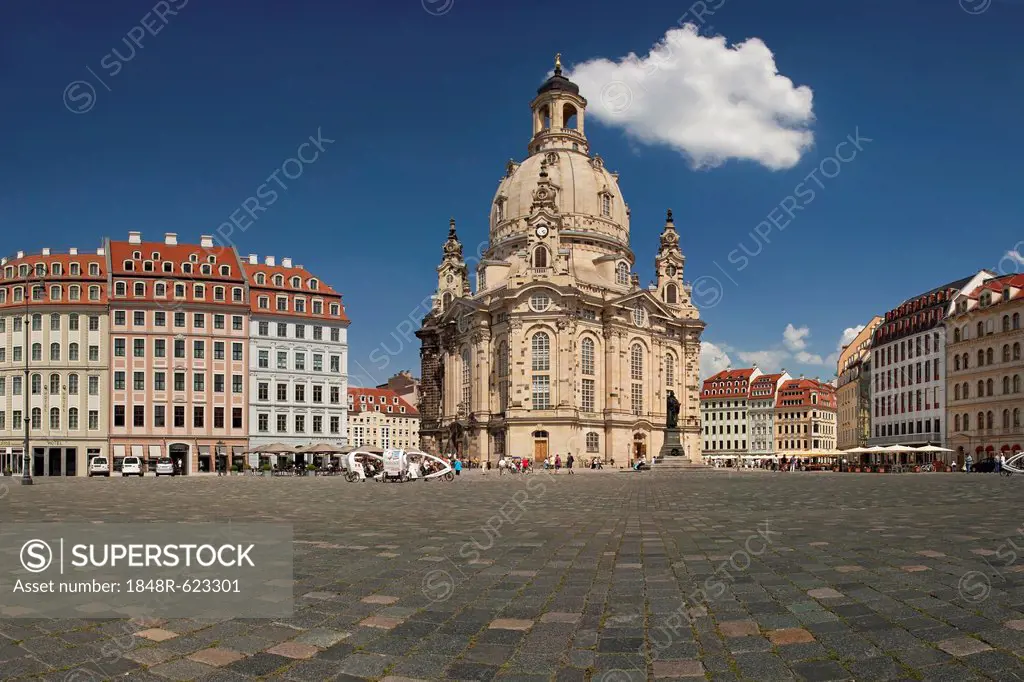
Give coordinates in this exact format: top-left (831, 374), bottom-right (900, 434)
top-left (824, 324), bottom-right (866, 365)
top-left (567, 25), bottom-right (814, 171)
top-left (1005, 250), bottom-right (1024, 267)
top-left (795, 350), bottom-right (824, 365)
top-left (700, 341), bottom-right (732, 379)
top-left (783, 323), bottom-right (811, 351)
top-left (737, 350), bottom-right (788, 371)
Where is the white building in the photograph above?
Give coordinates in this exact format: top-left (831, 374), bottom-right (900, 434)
top-left (869, 271), bottom-right (993, 447)
top-left (701, 367), bottom-right (762, 457)
top-left (748, 371), bottom-right (791, 455)
top-left (245, 255), bottom-right (349, 450)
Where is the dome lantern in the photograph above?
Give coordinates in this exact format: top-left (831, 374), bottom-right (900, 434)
top-left (529, 53), bottom-right (588, 156)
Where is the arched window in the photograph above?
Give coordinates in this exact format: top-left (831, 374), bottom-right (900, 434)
top-left (954, 328), bottom-right (961, 342)
top-left (978, 380), bottom-right (985, 397)
top-left (616, 262), bottom-right (629, 285)
top-left (963, 382), bottom-right (969, 398)
top-left (273, 275), bottom-right (284, 287)
top-left (987, 411), bottom-right (994, 429)
top-left (581, 337), bottom-right (595, 376)
top-left (31, 374), bottom-right (41, 394)
top-left (1004, 315), bottom-right (1011, 332)
top-left (1014, 313), bottom-right (1021, 330)
top-left (954, 384), bottom-right (960, 400)
top-left (977, 322), bottom-right (984, 337)
top-left (68, 407), bottom-right (79, 430)
top-left (497, 341), bottom-right (509, 412)
top-left (630, 344), bottom-right (644, 416)
top-left (601, 193), bottom-right (611, 217)
top-left (255, 273), bottom-right (265, 285)
top-left (986, 378), bottom-right (993, 396)
top-left (1015, 408), bottom-right (1021, 427)
top-left (50, 374), bottom-right (60, 394)
top-left (51, 312), bottom-right (60, 330)
top-left (1005, 345), bottom-right (1011, 363)
top-left (32, 314), bottom-right (41, 330)
top-left (155, 282), bottom-right (166, 297)
top-left (69, 343), bottom-right (79, 361)
top-left (955, 355), bottom-right (961, 371)
top-left (978, 349), bottom-right (985, 367)
top-left (441, 292), bottom-right (453, 311)
top-left (69, 285), bottom-right (80, 300)
top-left (31, 408), bottom-right (41, 429)
top-left (532, 332), bottom-right (550, 371)
top-left (978, 412), bottom-right (985, 431)
top-left (963, 413), bottom-right (970, 430)
top-left (1004, 376), bottom-right (1010, 394)
top-left (68, 374), bottom-right (79, 395)
top-left (955, 414), bottom-right (961, 431)
top-left (533, 246), bottom-right (548, 268)
top-left (586, 432), bottom-right (599, 452)
top-left (1004, 410), bottom-right (1011, 429)
top-left (50, 343), bottom-right (60, 361)
top-left (49, 285), bottom-right (61, 300)
top-left (31, 343), bottom-right (41, 361)
top-left (1014, 343), bottom-right (1021, 360)
top-left (962, 353), bottom-right (969, 369)
top-left (50, 407), bottom-right (60, 429)
top-left (987, 348), bottom-right (994, 364)
top-left (461, 348), bottom-right (472, 411)
top-left (1015, 375), bottom-right (1022, 393)
top-left (664, 283), bottom-right (678, 304)
top-left (665, 353), bottom-right (676, 386)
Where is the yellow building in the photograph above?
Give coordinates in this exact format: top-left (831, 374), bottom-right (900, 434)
top-left (346, 387), bottom-right (419, 451)
top-left (835, 317), bottom-right (881, 451)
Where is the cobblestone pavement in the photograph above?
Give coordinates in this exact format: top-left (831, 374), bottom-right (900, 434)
top-left (3, 470), bottom-right (1024, 681)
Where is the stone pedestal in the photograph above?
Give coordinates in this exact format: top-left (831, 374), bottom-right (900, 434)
top-left (658, 428), bottom-right (684, 460)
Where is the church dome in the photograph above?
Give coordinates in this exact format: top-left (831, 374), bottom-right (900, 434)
top-left (490, 151), bottom-right (630, 243)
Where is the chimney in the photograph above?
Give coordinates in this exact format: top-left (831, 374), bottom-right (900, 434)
top-left (247, 254), bottom-right (258, 265)
top-left (265, 256), bottom-right (276, 267)
top-left (69, 247), bottom-right (78, 255)
top-left (281, 257), bottom-right (293, 268)
top-left (41, 248), bottom-right (51, 256)
top-left (128, 231), bottom-right (142, 244)
top-left (96, 247), bottom-right (105, 256)
top-left (199, 235), bottom-right (214, 248)
top-left (16, 250), bottom-right (24, 259)
top-left (164, 233), bottom-right (178, 245)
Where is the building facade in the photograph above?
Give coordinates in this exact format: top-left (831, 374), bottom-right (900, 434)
top-left (944, 273), bottom-right (1024, 462)
top-left (748, 372), bottom-right (790, 456)
top-left (774, 378), bottom-right (838, 453)
top-left (0, 247), bottom-right (110, 476)
top-left (377, 370), bottom-right (420, 410)
top-left (246, 255), bottom-right (349, 451)
top-left (836, 317), bottom-right (881, 451)
top-left (417, 58), bottom-right (705, 465)
top-left (869, 273), bottom-right (992, 448)
top-left (347, 387), bottom-right (419, 450)
top-left (700, 367), bottom-right (762, 458)
top-left (107, 232), bottom-right (250, 474)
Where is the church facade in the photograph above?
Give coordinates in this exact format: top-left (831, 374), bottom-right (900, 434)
top-left (416, 57), bottom-right (705, 466)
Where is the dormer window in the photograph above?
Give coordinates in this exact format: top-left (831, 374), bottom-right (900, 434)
top-left (132, 251), bottom-right (142, 259)
top-left (52, 264), bottom-right (63, 276)
top-left (615, 262), bottom-right (629, 285)
top-left (123, 260), bottom-right (135, 271)
top-left (207, 255), bottom-right (216, 263)
top-left (162, 262), bottom-right (173, 273)
top-left (182, 263), bottom-right (192, 274)
top-left (69, 263), bottom-right (80, 276)
top-left (330, 303), bottom-right (340, 316)
top-left (273, 275), bottom-right (284, 287)
top-left (291, 276), bottom-right (301, 288)
top-left (143, 261), bottom-right (154, 272)
top-left (152, 252), bottom-right (160, 260)
top-left (200, 264), bottom-right (211, 275)
top-left (189, 254), bottom-right (198, 263)
top-left (220, 265), bottom-right (230, 276)
top-left (19, 264), bottom-right (30, 277)
top-left (255, 273), bottom-right (265, 285)
top-left (309, 279), bottom-right (319, 290)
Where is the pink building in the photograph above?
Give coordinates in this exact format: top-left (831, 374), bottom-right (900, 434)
top-left (107, 232), bottom-right (249, 474)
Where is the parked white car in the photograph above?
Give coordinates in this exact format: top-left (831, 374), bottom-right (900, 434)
top-left (121, 456), bottom-right (143, 477)
top-left (155, 457), bottom-right (175, 476)
top-left (88, 457), bottom-right (110, 477)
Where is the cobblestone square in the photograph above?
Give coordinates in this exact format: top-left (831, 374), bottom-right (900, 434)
top-left (3, 470), bottom-right (1024, 680)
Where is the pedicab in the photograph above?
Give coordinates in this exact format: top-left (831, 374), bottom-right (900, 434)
top-left (381, 449), bottom-right (410, 482)
top-left (412, 450), bottom-right (455, 482)
top-left (344, 448), bottom-right (384, 482)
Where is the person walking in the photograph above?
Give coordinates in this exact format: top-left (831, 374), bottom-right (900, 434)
top-left (454, 458), bottom-right (463, 476)
top-left (554, 454), bottom-right (562, 473)
top-left (965, 453), bottom-right (974, 473)
top-left (566, 453), bottom-right (575, 475)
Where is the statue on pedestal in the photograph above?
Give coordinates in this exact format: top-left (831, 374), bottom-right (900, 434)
top-left (666, 390), bottom-right (680, 429)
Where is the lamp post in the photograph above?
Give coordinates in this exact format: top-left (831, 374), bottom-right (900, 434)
top-left (21, 301), bottom-right (32, 484)
top-left (216, 439), bottom-right (225, 476)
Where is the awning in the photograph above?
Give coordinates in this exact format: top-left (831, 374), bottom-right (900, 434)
top-left (113, 444), bottom-right (126, 458)
top-left (976, 446), bottom-right (984, 453)
top-left (1014, 444), bottom-right (1022, 452)
top-left (148, 445), bottom-right (162, 460)
top-left (198, 446), bottom-right (210, 458)
top-left (986, 445), bottom-right (995, 452)
top-left (231, 446), bottom-right (244, 460)
top-left (1002, 444), bottom-right (1011, 452)
top-left (131, 445), bottom-right (144, 458)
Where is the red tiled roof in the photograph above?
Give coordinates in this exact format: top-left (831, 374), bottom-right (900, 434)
top-left (108, 239), bottom-right (244, 280)
top-left (348, 387), bottom-right (419, 416)
top-left (748, 373), bottom-right (784, 399)
top-left (0, 251), bottom-right (108, 308)
top-left (775, 379), bottom-right (837, 409)
top-left (701, 367), bottom-right (758, 399)
top-left (244, 262), bottom-right (349, 322)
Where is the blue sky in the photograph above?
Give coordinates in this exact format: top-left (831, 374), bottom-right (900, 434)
top-left (1, 0), bottom-right (1022, 385)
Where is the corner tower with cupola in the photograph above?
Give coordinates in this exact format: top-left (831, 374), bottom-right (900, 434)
top-left (418, 56), bottom-right (705, 466)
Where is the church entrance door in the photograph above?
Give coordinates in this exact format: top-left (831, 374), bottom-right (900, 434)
top-left (532, 430), bottom-right (549, 463)
top-left (632, 433), bottom-right (647, 461)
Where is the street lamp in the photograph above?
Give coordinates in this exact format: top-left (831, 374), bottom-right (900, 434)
top-left (216, 439), bottom-right (225, 476)
top-left (20, 277), bottom-right (43, 486)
